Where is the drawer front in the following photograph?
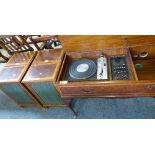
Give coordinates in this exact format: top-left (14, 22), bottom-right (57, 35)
top-left (29, 83), bottom-right (64, 105)
top-left (58, 83), bottom-right (155, 96)
top-left (0, 83), bottom-right (36, 104)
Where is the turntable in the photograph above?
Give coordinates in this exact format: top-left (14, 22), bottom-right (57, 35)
top-left (65, 58), bottom-right (97, 81)
top-left (64, 56), bottom-right (109, 82)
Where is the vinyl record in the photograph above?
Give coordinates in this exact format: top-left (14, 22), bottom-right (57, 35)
top-left (69, 59), bottom-right (97, 79)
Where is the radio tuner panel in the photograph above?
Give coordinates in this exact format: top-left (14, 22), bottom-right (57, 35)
top-left (110, 56), bottom-right (131, 80)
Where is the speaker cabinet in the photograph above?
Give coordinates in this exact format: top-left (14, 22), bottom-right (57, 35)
top-left (0, 51), bottom-right (41, 106)
top-left (22, 49), bottom-right (65, 107)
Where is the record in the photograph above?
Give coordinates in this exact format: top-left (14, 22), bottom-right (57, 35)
top-left (69, 59), bottom-right (97, 79)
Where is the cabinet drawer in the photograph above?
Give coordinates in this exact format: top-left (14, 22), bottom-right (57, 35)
top-left (58, 83), bottom-right (155, 96)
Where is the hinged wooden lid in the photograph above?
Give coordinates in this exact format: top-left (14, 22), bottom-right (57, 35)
top-left (59, 35), bottom-right (155, 52)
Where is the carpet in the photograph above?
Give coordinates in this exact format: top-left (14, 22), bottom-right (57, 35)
top-left (0, 89), bottom-right (155, 119)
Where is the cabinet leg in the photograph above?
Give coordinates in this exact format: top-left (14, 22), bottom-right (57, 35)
top-left (42, 106), bottom-right (49, 110)
top-left (69, 103), bottom-right (78, 118)
top-left (63, 97), bottom-right (78, 118)
top-left (17, 104), bottom-right (25, 108)
top-left (18, 105), bottom-right (24, 108)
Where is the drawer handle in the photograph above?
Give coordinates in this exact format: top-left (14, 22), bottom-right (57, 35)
top-left (147, 85), bottom-right (155, 91)
top-left (81, 88), bottom-right (94, 94)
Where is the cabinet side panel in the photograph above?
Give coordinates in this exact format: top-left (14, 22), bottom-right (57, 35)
top-left (0, 83), bottom-right (36, 104)
top-left (29, 83), bottom-right (64, 104)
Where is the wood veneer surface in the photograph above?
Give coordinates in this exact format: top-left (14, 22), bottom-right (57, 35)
top-left (33, 49), bottom-right (63, 64)
top-left (6, 51), bottom-right (36, 66)
top-left (22, 64), bottom-right (57, 82)
top-left (134, 59), bottom-right (155, 80)
top-left (0, 66), bottom-right (25, 83)
top-left (59, 35), bottom-right (155, 52)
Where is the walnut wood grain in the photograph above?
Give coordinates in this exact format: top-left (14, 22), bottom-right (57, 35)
top-left (6, 51), bottom-right (37, 66)
top-left (32, 49), bottom-right (64, 65)
top-left (59, 35), bottom-right (155, 52)
top-left (134, 59), bottom-right (155, 80)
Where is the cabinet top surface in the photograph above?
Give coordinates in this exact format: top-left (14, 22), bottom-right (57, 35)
top-left (6, 51), bottom-right (36, 66)
top-left (0, 66), bottom-right (25, 83)
top-left (32, 49), bottom-right (63, 64)
top-left (59, 35), bottom-right (155, 52)
top-left (22, 64), bottom-right (57, 82)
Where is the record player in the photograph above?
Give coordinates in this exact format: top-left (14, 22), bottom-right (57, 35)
top-left (65, 57), bottom-right (108, 82)
top-left (64, 53), bottom-right (131, 82)
top-left (57, 47), bottom-right (134, 82)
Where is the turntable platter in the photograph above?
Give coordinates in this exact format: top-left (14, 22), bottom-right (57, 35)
top-left (69, 59), bottom-right (97, 79)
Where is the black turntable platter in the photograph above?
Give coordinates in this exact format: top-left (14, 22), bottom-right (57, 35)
top-left (69, 59), bottom-right (97, 79)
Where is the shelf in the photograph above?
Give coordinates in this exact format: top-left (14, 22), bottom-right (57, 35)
top-left (133, 59), bottom-right (155, 80)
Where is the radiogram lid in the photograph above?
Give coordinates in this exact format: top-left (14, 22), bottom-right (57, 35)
top-left (59, 35), bottom-right (127, 51)
top-left (59, 35), bottom-right (155, 52)
top-left (32, 49), bottom-right (64, 64)
top-left (0, 66), bottom-right (25, 83)
top-left (22, 63), bottom-right (59, 82)
top-left (6, 51), bottom-right (36, 66)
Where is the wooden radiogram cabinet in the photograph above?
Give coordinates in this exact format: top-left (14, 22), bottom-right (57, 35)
top-left (55, 36), bottom-right (155, 103)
